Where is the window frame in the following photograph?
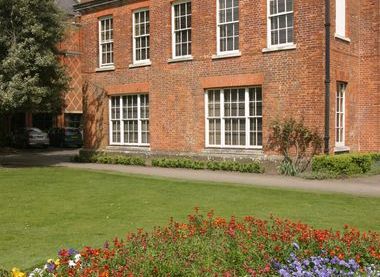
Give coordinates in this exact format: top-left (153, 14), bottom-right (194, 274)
top-left (109, 94), bottom-right (150, 147)
top-left (216, 0), bottom-right (240, 56)
top-left (171, 0), bottom-right (192, 59)
top-left (335, 83), bottom-right (346, 147)
top-left (132, 8), bottom-right (151, 65)
top-left (205, 87), bottom-right (263, 150)
top-left (335, 0), bottom-right (346, 38)
top-left (266, 0), bottom-right (294, 49)
top-left (98, 16), bottom-right (114, 68)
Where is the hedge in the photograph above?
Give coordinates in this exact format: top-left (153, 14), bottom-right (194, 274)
top-left (73, 154), bottom-right (264, 174)
top-left (312, 153), bottom-right (374, 176)
top-left (151, 158), bottom-right (264, 174)
top-left (72, 153), bottom-right (146, 166)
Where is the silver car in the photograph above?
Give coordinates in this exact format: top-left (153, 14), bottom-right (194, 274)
top-left (13, 128), bottom-right (50, 148)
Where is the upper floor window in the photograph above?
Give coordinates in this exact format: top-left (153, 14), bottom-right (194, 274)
top-left (99, 16), bottom-right (114, 67)
top-left (268, 0), bottom-right (294, 47)
top-left (172, 1), bottom-right (192, 58)
top-left (133, 9), bottom-right (150, 64)
top-left (217, 0), bottom-right (239, 54)
top-left (335, 0), bottom-right (346, 38)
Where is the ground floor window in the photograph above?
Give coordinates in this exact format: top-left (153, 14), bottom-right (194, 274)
top-left (64, 113), bottom-right (82, 128)
top-left (335, 82), bottom-right (346, 146)
top-left (109, 94), bottom-right (149, 146)
top-left (205, 87), bottom-right (263, 149)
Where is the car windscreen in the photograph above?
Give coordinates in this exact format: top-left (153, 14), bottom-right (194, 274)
top-left (65, 129), bottom-right (81, 136)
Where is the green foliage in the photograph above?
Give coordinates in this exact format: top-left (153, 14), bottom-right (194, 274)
top-left (277, 160), bottom-right (298, 176)
top-left (23, 212), bottom-right (380, 276)
top-left (72, 153), bottom-right (146, 166)
top-left (1, 167), bottom-right (380, 268)
top-left (151, 158), bottom-right (264, 173)
top-left (0, 0), bottom-right (69, 114)
top-left (369, 153), bottom-right (380, 162)
top-left (151, 158), bottom-right (205, 170)
top-left (0, 269), bottom-right (9, 277)
top-left (267, 117), bottom-right (323, 176)
top-left (312, 153), bottom-right (374, 177)
top-left (206, 160), bottom-right (264, 173)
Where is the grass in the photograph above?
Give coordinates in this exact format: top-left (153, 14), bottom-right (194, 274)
top-left (0, 167), bottom-right (379, 270)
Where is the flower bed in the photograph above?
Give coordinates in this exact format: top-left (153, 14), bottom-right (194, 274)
top-left (6, 210), bottom-right (380, 276)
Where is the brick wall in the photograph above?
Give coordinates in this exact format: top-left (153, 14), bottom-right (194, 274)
top-left (58, 18), bottom-right (83, 124)
top-left (77, 0), bottom-right (379, 155)
top-left (330, 0), bottom-right (379, 152)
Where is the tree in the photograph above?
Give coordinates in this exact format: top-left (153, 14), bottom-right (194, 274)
top-left (0, 0), bottom-right (69, 115)
top-left (267, 117), bottom-right (323, 176)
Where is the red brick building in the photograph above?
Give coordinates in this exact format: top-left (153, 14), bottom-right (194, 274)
top-left (74, 0), bottom-right (379, 157)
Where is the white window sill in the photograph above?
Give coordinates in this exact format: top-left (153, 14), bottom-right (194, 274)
top-left (168, 56), bottom-right (194, 63)
top-left (334, 145), bottom-right (350, 153)
top-left (212, 51), bottom-right (241, 60)
top-left (108, 144), bottom-right (150, 148)
top-left (205, 146), bottom-right (263, 150)
top-left (96, 65), bottom-right (115, 72)
top-left (129, 61), bottom-right (152, 68)
top-left (262, 44), bottom-right (297, 53)
top-left (334, 33), bottom-right (351, 43)
top-left (107, 145), bottom-right (151, 152)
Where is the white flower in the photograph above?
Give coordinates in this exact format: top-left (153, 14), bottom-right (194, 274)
top-left (68, 260), bottom-right (76, 268)
top-left (74, 253), bottom-right (81, 263)
top-left (28, 268), bottom-right (44, 277)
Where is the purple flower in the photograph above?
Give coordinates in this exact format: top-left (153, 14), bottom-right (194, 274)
top-left (46, 262), bottom-right (55, 273)
top-left (292, 242), bottom-right (300, 250)
top-left (68, 248), bottom-right (78, 256)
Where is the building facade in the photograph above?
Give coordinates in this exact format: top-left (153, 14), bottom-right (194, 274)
top-left (74, 0), bottom-right (379, 157)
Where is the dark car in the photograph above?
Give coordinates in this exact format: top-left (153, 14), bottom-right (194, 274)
top-left (12, 128), bottom-right (50, 148)
top-left (49, 127), bottom-right (83, 148)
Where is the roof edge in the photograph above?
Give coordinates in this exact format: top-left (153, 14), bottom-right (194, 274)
top-left (74, 0), bottom-right (121, 13)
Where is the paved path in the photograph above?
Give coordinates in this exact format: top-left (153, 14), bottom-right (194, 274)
top-left (1, 149), bottom-right (380, 197)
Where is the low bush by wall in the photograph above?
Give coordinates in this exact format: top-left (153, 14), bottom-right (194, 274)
top-left (312, 153), bottom-right (376, 177)
top-left (73, 152), bottom-right (264, 174)
top-left (72, 152), bottom-right (146, 166)
top-left (152, 158), bottom-right (264, 173)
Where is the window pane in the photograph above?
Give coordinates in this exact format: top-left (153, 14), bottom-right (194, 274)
top-left (278, 0), bottom-right (285, 12)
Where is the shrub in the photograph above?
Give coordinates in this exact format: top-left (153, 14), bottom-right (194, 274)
top-left (277, 160), bottom-right (298, 176)
top-left (151, 158), bottom-right (205, 170)
top-left (267, 117), bottom-right (323, 176)
top-left (312, 153), bottom-right (374, 177)
top-left (370, 153), bottom-right (380, 162)
top-left (19, 211), bottom-right (380, 277)
top-left (151, 158), bottom-right (264, 173)
top-left (72, 152), bottom-right (146, 166)
top-left (206, 160), bottom-right (264, 173)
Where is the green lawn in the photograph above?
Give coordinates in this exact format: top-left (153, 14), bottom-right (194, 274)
top-left (0, 167), bottom-right (379, 270)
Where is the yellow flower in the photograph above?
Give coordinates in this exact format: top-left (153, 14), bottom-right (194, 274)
top-left (55, 259), bottom-right (60, 267)
top-left (11, 268), bottom-right (26, 277)
top-left (47, 258), bottom-right (53, 263)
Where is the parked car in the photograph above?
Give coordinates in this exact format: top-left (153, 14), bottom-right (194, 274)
top-left (12, 128), bottom-right (50, 148)
top-left (49, 127), bottom-right (83, 148)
